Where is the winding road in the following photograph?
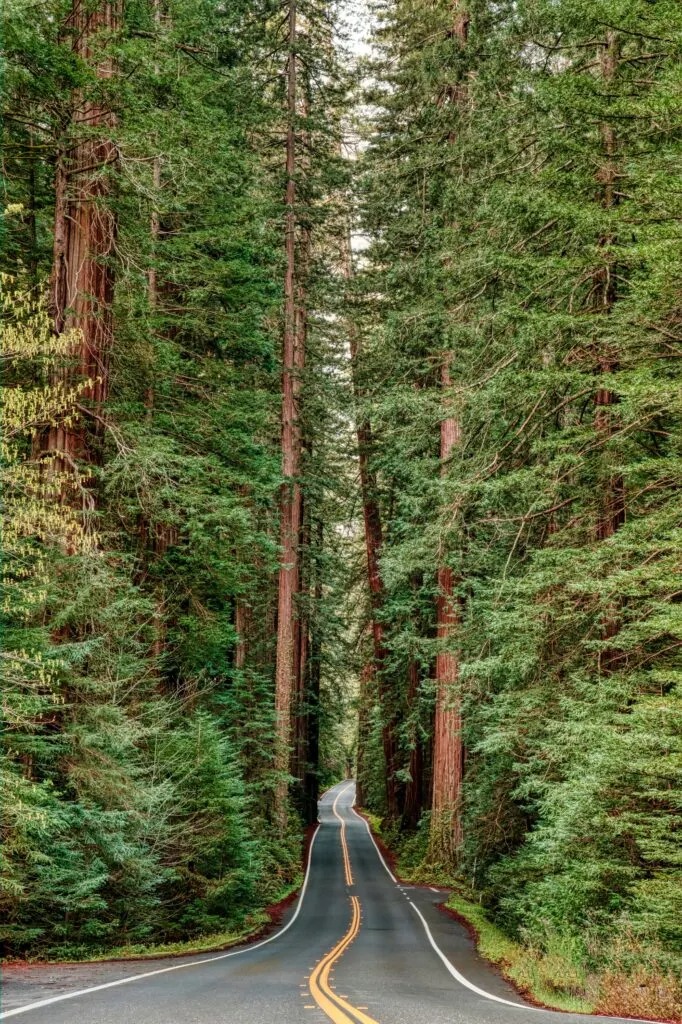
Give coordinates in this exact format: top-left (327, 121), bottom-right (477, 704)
top-left (0, 782), bottom-right (648, 1024)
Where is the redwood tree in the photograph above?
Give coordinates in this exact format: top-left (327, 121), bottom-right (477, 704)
top-left (273, 0), bottom-right (301, 827)
top-left (45, 0), bottom-right (120, 480)
top-left (429, 4), bottom-right (469, 863)
top-left (430, 362), bottom-right (463, 857)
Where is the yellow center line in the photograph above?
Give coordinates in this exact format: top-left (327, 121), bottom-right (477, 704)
top-left (308, 895), bottom-right (380, 1024)
top-left (332, 782), bottom-right (354, 886)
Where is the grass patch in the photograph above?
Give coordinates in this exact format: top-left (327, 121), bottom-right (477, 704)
top-left (445, 893), bottom-right (595, 1014)
top-left (5, 913), bottom-right (270, 965)
top-left (87, 913), bottom-right (271, 961)
top-left (444, 895), bottom-right (682, 1019)
top-left (362, 811), bottom-right (384, 836)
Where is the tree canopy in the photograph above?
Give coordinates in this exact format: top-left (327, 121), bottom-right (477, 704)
top-left (1, 0), bottom-right (680, 1014)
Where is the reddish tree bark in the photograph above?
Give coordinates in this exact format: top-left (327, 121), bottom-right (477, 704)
top-left (299, 517), bottom-right (323, 824)
top-left (291, 115), bottom-right (311, 799)
top-left (429, 6), bottom-right (468, 862)
top-left (274, 0), bottom-right (301, 827)
top-left (355, 660), bottom-right (374, 809)
top-left (46, 1), bottom-right (120, 476)
top-left (292, 493), bottom-right (308, 796)
top-left (430, 360), bottom-right (463, 858)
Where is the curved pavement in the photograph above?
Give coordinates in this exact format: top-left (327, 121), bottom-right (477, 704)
top-left (0, 781), bottom-right (657, 1024)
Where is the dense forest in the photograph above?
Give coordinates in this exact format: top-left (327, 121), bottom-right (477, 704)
top-left (2, 0), bottom-right (355, 958)
top-left (2, 0), bottom-right (681, 1016)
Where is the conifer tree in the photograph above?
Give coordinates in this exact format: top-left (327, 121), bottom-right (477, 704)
top-left (274, 0), bottom-right (303, 828)
top-left (44, 0), bottom-right (120, 481)
top-left (357, 0), bottom-right (682, 1001)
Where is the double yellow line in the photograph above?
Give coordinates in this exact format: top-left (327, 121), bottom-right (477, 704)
top-left (332, 783), bottom-right (354, 886)
top-left (308, 895), bottom-right (379, 1024)
top-left (305, 785), bottom-right (379, 1023)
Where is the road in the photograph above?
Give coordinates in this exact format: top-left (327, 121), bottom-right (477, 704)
top-left (0, 781), bottom-right (646, 1024)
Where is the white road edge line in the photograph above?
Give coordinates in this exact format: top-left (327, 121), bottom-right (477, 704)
top-left (349, 792), bottom-right (397, 884)
top-left (407, 901), bottom-right (539, 1012)
top-left (0, 782), bottom-right (349, 1021)
top-left (348, 784), bottom-right (662, 1024)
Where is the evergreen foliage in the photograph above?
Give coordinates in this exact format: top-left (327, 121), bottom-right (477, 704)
top-left (2, 0), bottom-right (351, 958)
top-left (2, 0), bottom-right (681, 1012)
top-left (356, 0), bottom-right (682, 1004)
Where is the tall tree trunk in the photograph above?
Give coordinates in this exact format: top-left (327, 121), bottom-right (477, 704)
top-left (291, 99), bottom-right (311, 798)
top-left (234, 598), bottom-right (249, 672)
top-left (46, 0), bottom-right (119, 478)
top-left (274, 0), bottom-right (301, 827)
top-left (343, 229), bottom-right (401, 819)
top-left (303, 626), bottom-right (321, 821)
top-left (302, 517), bottom-right (323, 823)
top-left (292, 491), bottom-right (308, 800)
top-left (430, 359), bottom-right (463, 860)
top-left (429, 6), bottom-right (468, 863)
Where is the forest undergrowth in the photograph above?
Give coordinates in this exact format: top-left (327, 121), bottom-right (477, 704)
top-left (2, 0), bottom-right (681, 1017)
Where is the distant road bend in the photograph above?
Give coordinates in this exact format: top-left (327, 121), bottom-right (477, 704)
top-left (0, 782), bottom-right (657, 1024)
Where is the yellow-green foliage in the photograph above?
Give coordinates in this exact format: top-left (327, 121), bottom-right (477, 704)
top-left (1, 275), bottom-right (93, 593)
top-left (1, 279), bottom-right (87, 921)
top-left (1, 277), bottom-right (93, 726)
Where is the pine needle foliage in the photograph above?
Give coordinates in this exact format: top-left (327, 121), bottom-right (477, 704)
top-left (1, 0), bottom-right (352, 958)
top-left (357, 0), bottom-right (682, 998)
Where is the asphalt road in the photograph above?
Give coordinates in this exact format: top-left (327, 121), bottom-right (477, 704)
top-left (0, 781), bottom-right (650, 1024)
